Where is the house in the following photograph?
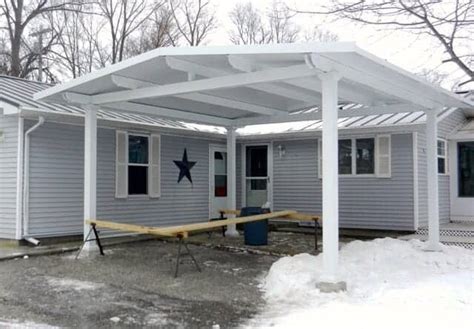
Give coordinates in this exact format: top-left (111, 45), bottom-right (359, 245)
top-left (0, 43), bottom-right (472, 280)
top-left (0, 74), bottom-right (471, 241)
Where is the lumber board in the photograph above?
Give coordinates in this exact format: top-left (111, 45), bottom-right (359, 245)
top-left (86, 219), bottom-right (177, 237)
top-left (219, 209), bottom-right (320, 222)
top-left (157, 210), bottom-right (297, 235)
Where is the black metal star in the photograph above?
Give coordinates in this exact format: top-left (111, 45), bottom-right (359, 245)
top-left (173, 148), bottom-right (197, 183)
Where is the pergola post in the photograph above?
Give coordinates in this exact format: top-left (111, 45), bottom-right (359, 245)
top-left (425, 110), bottom-right (441, 251)
top-left (317, 71), bottom-right (346, 291)
top-left (225, 127), bottom-right (239, 237)
top-left (84, 106), bottom-right (98, 248)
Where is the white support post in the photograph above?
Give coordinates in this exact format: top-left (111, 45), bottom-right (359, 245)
top-left (225, 127), bottom-right (239, 237)
top-left (84, 106), bottom-right (98, 249)
top-left (425, 110), bottom-right (441, 251)
top-left (319, 71), bottom-right (344, 288)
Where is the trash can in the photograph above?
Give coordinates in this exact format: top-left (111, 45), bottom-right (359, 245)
top-left (242, 207), bottom-right (269, 246)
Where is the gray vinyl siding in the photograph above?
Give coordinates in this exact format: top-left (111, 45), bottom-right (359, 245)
top-left (270, 134), bottom-right (415, 230)
top-left (0, 116), bottom-right (19, 239)
top-left (417, 109), bottom-right (467, 227)
top-left (26, 120), bottom-right (221, 237)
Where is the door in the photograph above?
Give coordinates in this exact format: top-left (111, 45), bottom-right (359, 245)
top-left (450, 141), bottom-right (474, 220)
top-left (244, 145), bottom-right (271, 207)
top-left (209, 146), bottom-right (228, 218)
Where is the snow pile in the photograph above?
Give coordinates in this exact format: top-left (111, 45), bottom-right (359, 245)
top-left (250, 238), bottom-right (473, 329)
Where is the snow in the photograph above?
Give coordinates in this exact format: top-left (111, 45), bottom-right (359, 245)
top-left (248, 238), bottom-right (473, 329)
top-left (47, 277), bottom-right (104, 291)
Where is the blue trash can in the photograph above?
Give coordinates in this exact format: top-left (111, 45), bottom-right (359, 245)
top-left (242, 207), bottom-right (269, 246)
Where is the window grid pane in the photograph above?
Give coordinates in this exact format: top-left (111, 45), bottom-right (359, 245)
top-left (129, 135), bottom-right (149, 164)
top-left (338, 139), bottom-right (352, 174)
top-left (356, 138), bottom-right (375, 174)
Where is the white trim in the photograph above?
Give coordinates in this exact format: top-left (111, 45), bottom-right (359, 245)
top-left (115, 130), bottom-right (128, 198)
top-left (15, 116), bottom-right (24, 240)
top-left (413, 132), bottom-right (419, 230)
top-left (149, 134), bottom-right (161, 198)
top-left (437, 138), bottom-right (448, 175)
top-left (375, 134), bottom-right (392, 178)
top-left (208, 144), bottom-right (228, 218)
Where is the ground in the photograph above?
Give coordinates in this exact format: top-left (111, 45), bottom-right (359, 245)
top-left (0, 239), bottom-right (276, 328)
top-left (0, 235), bottom-right (471, 329)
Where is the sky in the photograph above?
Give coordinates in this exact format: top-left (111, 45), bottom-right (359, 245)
top-left (206, 0), bottom-right (467, 90)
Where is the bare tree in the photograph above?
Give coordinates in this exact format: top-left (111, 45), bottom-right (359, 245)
top-left (46, 2), bottom-right (102, 78)
top-left (267, 1), bottom-right (299, 43)
top-left (228, 1), bottom-right (300, 45)
top-left (228, 2), bottom-right (270, 45)
top-left (97, 0), bottom-right (164, 64)
top-left (294, 0), bottom-right (474, 88)
top-left (126, 6), bottom-right (179, 55)
top-left (169, 0), bottom-right (216, 46)
top-left (303, 26), bottom-right (339, 42)
top-left (0, 0), bottom-right (71, 78)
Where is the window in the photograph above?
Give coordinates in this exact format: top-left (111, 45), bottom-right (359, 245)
top-left (128, 135), bottom-right (149, 195)
top-left (437, 139), bottom-right (447, 174)
top-left (338, 139), bottom-right (352, 174)
top-left (115, 131), bottom-right (161, 198)
top-left (318, 135), bottom-right (390, 178)
top-left (356, 138), bottom-right (375, 174)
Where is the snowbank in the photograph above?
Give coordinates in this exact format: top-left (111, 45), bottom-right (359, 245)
top-left (249, 238), bottom-right (473, 329)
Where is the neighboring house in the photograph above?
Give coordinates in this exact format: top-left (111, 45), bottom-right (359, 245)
top-left (0, 75), bottom-right (473, 241)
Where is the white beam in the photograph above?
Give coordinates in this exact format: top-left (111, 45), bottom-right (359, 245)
top-left (234, 103), bottom-right (416, 126)
top-left (84, 105), bottom-right (97, 249)
top-left (166, 56), bottom-right (321, 105)
top-left (225, 127), bottom-right (239, 237)
top-left (111, 75), bottom-right (284, 116)
top-left (228, 54), bottom-right (370, 105)
top-left (104, 101), bottom-right (232, 127)
top-left (425, 109), bottom-right (441, 250)
top-left (320, 71), bottom-right (341, 282)
top-left (310, 53), bottom-right (440, 109)
top-left (92, 64), bottom-right (318, 105)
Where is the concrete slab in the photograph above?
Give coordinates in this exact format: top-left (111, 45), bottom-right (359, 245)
top-left (0, 239), bottom-right (276, 328)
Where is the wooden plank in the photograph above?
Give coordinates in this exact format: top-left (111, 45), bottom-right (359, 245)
top-left (219, 209), bottom-right (321, 222)
top-left (87, 210), bottom-right (297, 237)
top-left (283, 213), bottom-right (321, 222)
top-left (158, 210), bottom-right (297, 235)
top-left (86, 219), bottom-right (177, 237)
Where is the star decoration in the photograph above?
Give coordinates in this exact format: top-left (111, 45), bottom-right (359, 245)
top-left (173, 148), bottom-right (197, 183)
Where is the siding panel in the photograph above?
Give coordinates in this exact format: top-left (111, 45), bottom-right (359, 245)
top-left (0, 116), bottom-right (18, 238)
top-left (271, 134), bottom-right (415, 230)
top-left (27, 121), bottom-right (221, 237)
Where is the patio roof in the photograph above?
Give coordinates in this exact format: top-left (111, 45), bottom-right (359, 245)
top-left (34, 43), bottom-right (472, 126)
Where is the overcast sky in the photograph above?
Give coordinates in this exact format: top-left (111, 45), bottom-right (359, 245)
top-left (207, 0), bottom-right (464, 89)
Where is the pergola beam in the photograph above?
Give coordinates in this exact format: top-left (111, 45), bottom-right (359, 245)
top-left (228, 54), bottom-right (371, 105)
top-left (91, 64), bottom-right (319, 105)
top-left (111, 75), bottom-right (285, 116)
top-left (165, 56), bottom-right (321, 105)
top-left (104, 101), bottom-right (233, 127)
top-left (310, 54), bottom-right (441, 110)
top-left (233, 103), bottom-right (416, 126)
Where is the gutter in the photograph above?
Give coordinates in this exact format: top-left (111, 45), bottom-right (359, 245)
top-left (22, 116), bottom-right (45, 245)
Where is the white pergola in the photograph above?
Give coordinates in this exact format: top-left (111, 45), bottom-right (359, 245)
top-left (35, 43), bottom-right (472, 283)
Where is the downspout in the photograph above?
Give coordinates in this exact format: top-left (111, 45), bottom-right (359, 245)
top-left (22, 116), bottom-right (45, 245)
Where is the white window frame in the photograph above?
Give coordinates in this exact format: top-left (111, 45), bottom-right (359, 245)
top-left (318, 135), bottom-right (390, 178)
top-left (437, 138), bottom-right (448, 175)
top-left (127, 133), bottom-right (151, 197)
